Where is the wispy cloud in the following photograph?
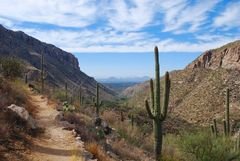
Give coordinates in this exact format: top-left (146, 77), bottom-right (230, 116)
top-left (0, 0), bottom-right (238, 53)
top-left (0, 0), bottom-right (97, 27)
top-left (213, 1), bottom-right (240, 29)
top-left (106, 0), bottom-right (157, 31)
top-left (161, 0), bottom-right (220, 33)
top-left (11, 26), bottom-right (238, 53)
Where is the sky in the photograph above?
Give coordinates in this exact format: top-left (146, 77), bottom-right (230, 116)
top-left (0, 0), bottom-right (239, 78)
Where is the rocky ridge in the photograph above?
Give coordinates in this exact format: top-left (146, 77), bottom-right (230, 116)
top-left (0, 25), bottom-right (116, 99)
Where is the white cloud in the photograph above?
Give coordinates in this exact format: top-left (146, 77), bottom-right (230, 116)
top-left (106, 0), bottom-right (157, 31)
top-left (0, 0), bottom-right (238, 54)
top-left (11, 27), bottom-right (239, 53)
top-left (0, 17), bottom-right (15, 28)
top-left (161, 0), bottom-right (220, 33)
top-left (0, 0), bottom-right (97, 27)
top-left (213, 1), bottom-right (240, 29)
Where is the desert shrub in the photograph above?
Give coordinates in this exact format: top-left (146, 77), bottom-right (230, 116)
top-left (85, 142), bottom-right (114, 161)
top-left (0, 79), bottom-right (27, 108)
top-left (62, 101), bottom-right (76, 112)
top-left (53, 90), bottom-right (66, 102)
top-left (0, 57), bottom-right (23, 79)
top-left (178, 131), bottom-right (239, 161)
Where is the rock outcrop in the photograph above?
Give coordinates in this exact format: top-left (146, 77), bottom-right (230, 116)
top-left (7, 104), bottom-right (37, 129)
top-left (186, 40), bottom-right (240, 70)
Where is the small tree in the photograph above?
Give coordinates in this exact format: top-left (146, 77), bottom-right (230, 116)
top-left (0, 57), bottom-right (23, 79)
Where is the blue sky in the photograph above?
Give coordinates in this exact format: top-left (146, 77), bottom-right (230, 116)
top-left (0, 0), bottom-right (239, 78)
top-left (75, 52), bottom-right (200, 78)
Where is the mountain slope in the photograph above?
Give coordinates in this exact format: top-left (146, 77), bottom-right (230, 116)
top-left (0, 25), bottom-right (115, 99)
top-left (123, 41), bottom-right (240, 128)
top-left (186, 40), bottom-right (240, 70)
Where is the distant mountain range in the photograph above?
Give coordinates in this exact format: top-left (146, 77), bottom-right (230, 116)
top-left (97, 76), bottom-right (150, 83)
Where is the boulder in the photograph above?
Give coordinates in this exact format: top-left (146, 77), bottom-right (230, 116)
top-left (7, 104), bottom-right (37, 129)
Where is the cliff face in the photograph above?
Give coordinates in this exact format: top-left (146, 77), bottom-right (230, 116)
top-left (0, 25), bottom-right (116, 99)
top-left (186, 40), bottom-right (240, 70)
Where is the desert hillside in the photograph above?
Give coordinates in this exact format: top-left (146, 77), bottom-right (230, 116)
top-left (123, 41), bottom-right (240, 127)
top-left (0, 25), bottom-right (116, 100)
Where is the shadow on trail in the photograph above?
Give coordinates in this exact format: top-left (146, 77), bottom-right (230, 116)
top-left (31, 144), bottom-right (82, 157)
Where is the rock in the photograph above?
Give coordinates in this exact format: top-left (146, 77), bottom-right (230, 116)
top-left (60, 121), bottom-right (75, 130)
top-left (7, 104), bottom-right (37, 129)
top-left (187, 40), bottom-right (240, 70)
top-left (55, 112), bottom-right (64, 121)
top-left (56, 104), bottom-right (63, 111)
top-left (72, 129), bottom-right (77, 137)
top-left (102, 121), bottom-right (112, 135)
top-left (75, 136), bottom-right (81, 141)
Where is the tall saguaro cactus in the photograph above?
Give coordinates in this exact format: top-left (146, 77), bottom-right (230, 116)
top-left (145, 46), bottom-right (171, 161)
top-left (94, 83), bottom-right (103, 117)
top-left (93, 83), bottom-right (103, 126)
top-left (78, 84), bottom-right (84, 107)
top-left (65, 82), bottom-right (68, 101)
top-left (226, 88), bottom-right (230, 135)
top-left (40, 52), bottom-right (47, 94)
top-left (41, 52), bottom-right (44, 94)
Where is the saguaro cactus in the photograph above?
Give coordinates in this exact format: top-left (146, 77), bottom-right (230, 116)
top-left (223, 119), bottom-right (227, 137)
top-left (120, 111), bottom-right (124, 122)
top-left (25, 74), bottom-right (28, 84)
top-left (213, 118), bottom-right (218, 137)
top-left (145, 46), bottom-right (171, 161)
top-left (40, 52), bottom-right (47, 94)
top-left (94, 83), bottom-right (103, 117)
top-left (41, 52), bottom-right (44, 93)
top-left (65, 82), bottom-right (68, 101)
top-left (226, 88), bottom-right (230, 135)
top-left (131, 114), bottom-right (134, 129)
top-left (79, 84), bottom-right (83, 107)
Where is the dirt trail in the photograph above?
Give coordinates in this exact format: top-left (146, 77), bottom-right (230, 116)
top-left (26, 92), bottom-right (90, 161)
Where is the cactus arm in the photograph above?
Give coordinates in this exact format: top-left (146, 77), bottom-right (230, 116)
top-left (223, 119), bottom-right (227, 137)
top-left (161, 72), bottom-right (171, 120)
top-left (150, 79), bottom-right (155, 112)
top-left (154, 46), bottom-right (161, 116)
top-left (96, 83), bottom-right (99, 106)
top-left (100, 101), bottom-right (103, 107)
top-left (213, 118), bottom-right (218, 137)
top-left (210, 124), bottom-right (215, 135)
top-left (145, 100), bottom-right (155, 120)
top-left (41, 52), bottom-right (44, 93)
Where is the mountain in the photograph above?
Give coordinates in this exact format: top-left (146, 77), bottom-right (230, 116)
top-left (187, 40), bottom-right (240, 70)
top-left (97, 76), bottom-right (150, 83)
top-left (122, 41), bottom-right (240, 129)
top-left (0, 25), bottom-right (116, 99)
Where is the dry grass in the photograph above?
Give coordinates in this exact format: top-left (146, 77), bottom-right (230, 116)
top-left (85, 142), bottom-right (115, 161)
top-left (111, 139), bottom-right (151, 161)
top-left (0, 78), bottom-right (38, 160)
top-left (102, 110), bottom-right (119, 125)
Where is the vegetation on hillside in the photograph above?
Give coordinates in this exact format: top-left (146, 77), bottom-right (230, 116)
top-left (0, 43), bottom-right (240, 161)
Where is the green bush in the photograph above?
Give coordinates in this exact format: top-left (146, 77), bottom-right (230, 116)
top-left (0, 57), bottom-right (23, 79)
top-left (178, 131), bottom-right (239, 161)
top-left (53, 90), bottom-right (66, 102)
top-left (62, 101), bottom-right (76, 112)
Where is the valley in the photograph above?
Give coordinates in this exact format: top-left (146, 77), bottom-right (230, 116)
top-left (0, 13), bottom-right (240, 161)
